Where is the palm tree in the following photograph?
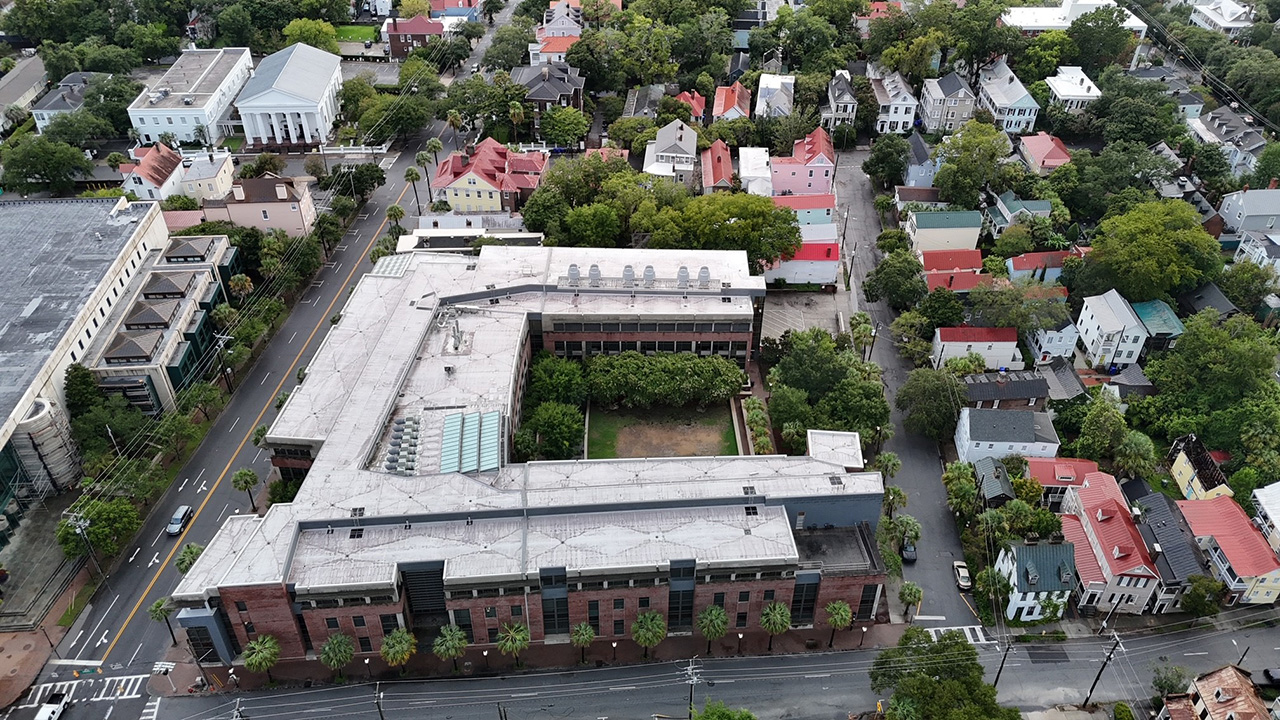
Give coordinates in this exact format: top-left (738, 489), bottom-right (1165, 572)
top-left (386, 204), bottom-right (406, 234)
top-left (229, 274), bottom-right (254, 305)
top-left (175, 543), bottom-right (204, 574)
top-left (760, 601), bottom-right (791, 652)
top-left (881, 484), bottom-right (907, 519)
top-left (974, 567), bottom-right (1012, 607)
top-left (824, 600), bottom-right (851, 648)
top-left (947, 480), bottom-right (979, 521)
top-left (424, 137), bottom-right (444, 167)
top-left (1113, 430), bottom-right (1156, 479)
top-left (149, 597), bottom-right (177, 646)
top-left (320, 633), bottom-right (355, 681)
top-left (695, 605), bottom-right (728, 655)
top-left (380, 627), bottom-right (418, 675)
top-left (631, 611), bottom-right (666, 659)
top-left (244, 635), bottom-right (281, 682)
top-left (508, 102), bottom-right (525, 143)
top-left (850, 323), bottom-right (874, 357)
top-left (232, 468), bottom-right (259, 512)
top-left (873, 194), bottom-right (894, 224)
top-left (497, 622), bottom-right (530, 667)
top-left (894, 514), bottom-right (922, 546)
top-left (404, 167), bottom-right (423, 215)
top-left (105, 152), bottom-right (128, 172)
top-left (570, 622), bottom-right (595, 664)
top-left (433, 624), bottom-right (468, 672)
top-left (899, 582), bottom-right (923, 623)
top-left (446, 110), bottom-right (464, 145)
top-left (874, 452), bottom-right (902, 480)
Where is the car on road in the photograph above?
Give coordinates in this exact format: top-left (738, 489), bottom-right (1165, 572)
top-left (166, 505), bottom-right (193, 536)
top-left (901, 541), bottom-right (917, 563)
top-left (953, 560), bottom-right (971, 590)
top-left (1264, 669), bottom-right (1280, 686)
top-left (470, 63), bottom-right (480, 73)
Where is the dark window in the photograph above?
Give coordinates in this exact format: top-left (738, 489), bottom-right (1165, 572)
top-left (244, 622), bottom-right (256, 635)
top-left (588, 600), bottom-right (600, 633)
top-left (454, 609), bottom-right (473, 641)
top-left (620, 323), bottom-right (638, 331)
top-left (739, 591), bottom-right (750, 603)
top-left (483, 606), bottom-right (496, 618)
top-left (713, 593), bottom-right (725, 607)
top-left (235, 601), bottom-right (247, 612)
top-left (487, 627), bottom-right (499, 643)
top-left (543, 596), bottom-right (570, 634)
top-left (668, 589), bottom-right (694, 630)
top-left (638, 597), bottom-right (650, 609)
top-left (601, 323), bottom-right (620, 332)
top-left (639, 323), bottom-right (658, 332)
top-left (614, 598), bottom-right (624, 610)
top-left (695, 323), bottom-right (714, 332)
top-left (353, 616), bottom-right (366, 628)
top-left (511, 605), bottom-right (523, 617)
top-left (358, 637), bottom-right (372, 653)
top-left (613, 619), bottom-right (624, 635)
top-left (326, 617), bottom-right (340, 629)
top-left (791, 581), bottom-right (819, 624)
top-left (763, 590), bottom-right (775, 602)
top-left (380, 614), bottom-right (400, 635)
top-left (670, 564), bottom-right (695, 579)
top-left (745, 506), bottom-right (758, 516)
top-left (349, 528), bottom-right (363, 539)
top-left (735, 612), bottom-right (748, 628)
top-left (677, 322), bottom-right (695, 332)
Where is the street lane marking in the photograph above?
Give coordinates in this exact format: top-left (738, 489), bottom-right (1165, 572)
top-left (228, 417), bottom-right (240, 433)
top-left (913, 615), bottom-right (946, 621)
top-left (69, 631), bottom-right (83, 648)
top-left (151, 529), bottom-right (164, 546)
top-left (128, 548), bottom-right (139, 563)
top-left (217, 503), bottom-right (230, 521)
top-left (197, 481), bottom-right (207, 493)
top-left (510, 693), bottom-right (539, 698)
top-left (260, 372), bottom-right (272, 385)
top-left (254, 448), bottom-right (263, 463)
top-left (196, 468), bottom-right (205, 482)
top-left (289, 332), bottom-right (297, 344)
top-left (128, 642), bottom-right (143, 667)
top-left (609, 687), bottom-right (636, 691)
top-left (76, 595), bottom-right (120, 660)
top-left (1184, 652), bottom-right (1208, 656)
top-left (101, 178), bottom-right (413, 662)
top-left (804, 674), bottom-right (830, 679)
top-left (140, 698), bottom-right (161, 720)
top-left (147, 553), bottom-right (159, 568)
top-left (178, 479), bottom-right (188, 492)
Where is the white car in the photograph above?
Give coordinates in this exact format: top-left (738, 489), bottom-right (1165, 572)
top-left (953, 561), bottom-right (972, 591)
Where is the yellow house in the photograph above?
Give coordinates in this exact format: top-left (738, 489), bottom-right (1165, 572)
top-left (1169, 434), bottom-right (1233, 500)
top-left (430, 138), bottom-right (547, 214)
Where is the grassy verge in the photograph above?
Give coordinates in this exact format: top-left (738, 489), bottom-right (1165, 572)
top-left (221, 136), bottom-right (244, 151)
top-left (57, 578), bottom-right (100, 627)
top-left (586, 407), bottom-right (623, 459)
top-left (721, 420), bottom-right (739, 455)
top-left (337, 25), bottom-right (378, 42)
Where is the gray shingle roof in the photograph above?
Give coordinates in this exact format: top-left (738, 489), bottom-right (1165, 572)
top-left (975, 456), bottom-right (1015, 503)
top-left (1177, 282), bottom-right (1240, 319)
top-left (908, 132), bottom-right (931, 166)
top-left (1135, 493), bottom-right (1207, 584)
top-left (935, 71), bottom-right (970, 98)
top-left (237, 43), bottom-right (340, 105)
top-left (1008, 541), bottom-right (1077, 593)
top-left (1038, 356), bottom-right (1086, 401)
top-left (965, 408), bottom-right (1058, 444)
top-left (104, 329), bottom-right (163, 361)
top-left (512, 63), bottom-right (585, 104)
top-left (963, 371), bottom-right (1049, 402)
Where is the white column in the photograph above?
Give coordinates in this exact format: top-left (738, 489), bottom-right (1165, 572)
top-left (246, 113), bottom-right (260, 145)
top-left (269, 112), bottom-right (282, 144)
top-left (303, 112), bottom-right (315, 143)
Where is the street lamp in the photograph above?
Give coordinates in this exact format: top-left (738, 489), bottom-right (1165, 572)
top-left (482, 650), bottom-right (489, 670)
top-left (611, 641), bottom-right (618, 663)
top-left (365, 657), bottom-right (371, 679)
top-left (859, 626), bottom-right (868, 648)
top-left (736, 633), bottom-right (744, 656)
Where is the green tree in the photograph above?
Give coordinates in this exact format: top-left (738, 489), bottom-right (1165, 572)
top-left (570, 622), bottom-right (596, 664)
top-left (942, 352), bottom-right (988, 376)
top-left (1152, 663), bottom-right (1192, 697)
top-left (386, 204), bottom-right (406, 233)
top-left (497, 622), bottom-right (531, 666)
top-left (232, 468), bottom-right (260, 512)
top-left (759, 601), bottom-right (790, 651)
top-left (175, 543), bottom-right (204, 573)
top-left (56, 498), bottom-right (141, 559)
top-left (320, 633), bottom-right (355, 680)
top-left (991, 225), bottom-right (1035, 259)
top-left (433, 624), bottom-right (468, 671)
top-left (483, 19), bottom-right (536, 71)
top-left (149, 597), bottom-right (177, 645)
top-left (918, 288), bottom-right (966, 331)
top-left (1114, 703), bottom-right (1136, 720)
top-left (541, 106), bottom-right (590, 148)
top-left (899, 581), bottom-right (923, 623)
top-left (770, 327), bottom-right (856, 400)
top-left (404, 167), bottom-right (423, 215)
top-left (1113, 430), bottom-right (1156, 479)
top-left (895, 369), bottom-right (966, 440)
top-left (563, 203), bottom-right (621, 247)
top-left (1067, 7), bottom-right (1134, 75)
top-left (871, 627), bottom-right (1018, 720)
top-left (862, 134), bottom-right (911, 188)
top-left (64, 363), bottom-right (102, 416)
top-left (864, 250), bottom-right (927, 311)
top-left (282, 18), bottom-right (340, 53)
top-left (1218, 260), bottom-right (1279, 312)
top-left (653, 192), bottom-right (802, 275)
top-left (933, 120), bottom-right (1011, 209)
top-left (229, 273), bottom-right (254, 304)
top-left (882, 484), bottom-right (908, 519)
top-left (823, 600), bottom-right (852, 648)
top-left (695, 605), bottom-right (729, 655)
top-left (514, 401), bottom-right (584, 460)
top-left (1077, 393), bottom-right (1128, 460)
top-left (43, 109), bottom-right (116, 150)
top-left (1181, 575), bottom-right (1226, 617)
top-left (974, 566), bottom-right (1013, 608)
top-left (526, 353), bottom-right (587, 406)
top-left (105, 151), bottom-right (129, 172)
top-left (244, 635), bottom-right (281, 682)
top-left (1088, 200), bottom-right (1223, 302)
top-left (380, 627), bottom-right (418, 674)
top-left (631, 610), bottom-right (667, 658)
top-left (694, 701), bottom-right (758, 720)
top-left (2, 135), bottom-right (93, 195)
top-left (876, 228), bottom-right (909, 253)
top-left (967, 277), bottom-right (1070, 335)
top-left (876, 454), bottom-right (903, 481)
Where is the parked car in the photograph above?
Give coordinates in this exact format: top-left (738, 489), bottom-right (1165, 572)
top-left (953, 561), bottom-right (971, 590)
top-left (901, 541), bottom-right (917, 563)
top-left (166, 505), bottom-right (194, 536)
top-left (1263, 669), bottom-right (1280, 686)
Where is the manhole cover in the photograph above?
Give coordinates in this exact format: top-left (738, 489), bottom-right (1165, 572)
top-left (8, 668), bottom-right (17, 676)
top-left (23, 643), bottom-right (33, 651)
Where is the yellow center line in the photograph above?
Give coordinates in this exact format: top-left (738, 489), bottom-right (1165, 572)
top-left (101, 181), bottom-right (411, 661)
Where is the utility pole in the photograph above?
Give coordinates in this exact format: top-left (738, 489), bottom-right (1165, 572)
top-left (992, 643), bottom-right (1015, 689)
top-left (232, 699), bottom-right (247, 720)
top-left (63, 512), bottom-right (105, 579)
top-left (682, 657), bottom-right (715, 720)
top-left (375, 682), bottom-right (386, 720)
top-left (1083, 632), bottom-right (1122, 708)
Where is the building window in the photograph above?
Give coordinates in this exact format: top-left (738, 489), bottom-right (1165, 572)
top-left (638, 597), bottom-right (649, 609)
top-left (735, 612), bottom-right (748, 628)
top-left (738, 591), bottom-right (749, 603)
top-left (487, 627), bottom-right (499, 643)
top-left (235, 601), bottom-right (248, 612)
top-left (358, 637), bottom-right (373, 653)
top-left (613, 619), bottom-right (624, 635)
top-left (244, 622), bottom-right (256, 634)
top-left (326, 618), bottom-right (340, 630)
top-left (511, 605), bottom-right (522, 617)
top-left (262, 210), bottom-right (269, 219)
top-left (353, 616), bottom-right (366, 627)
top-left (484, 606), bottom-right (496, 618)
top-left (763, 590), bottom-right (775, 602)
top-left (713, 592), bottom-right (725, 607)
top-left (614, 598), bottom-right (624, 610)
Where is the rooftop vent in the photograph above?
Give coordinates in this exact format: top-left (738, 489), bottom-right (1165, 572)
top-left (677, 265), bottom-right (689, 289)
top-left (588, 263), bottom-right (601, 287)
top-left (697, 265), bottom-right (710, 288)
top-left (622, 264), bottom-right (635, 287)
top-left (567, 263), bottom-right (580, 286)
top-left (643, 264), bottom-right (656, 288)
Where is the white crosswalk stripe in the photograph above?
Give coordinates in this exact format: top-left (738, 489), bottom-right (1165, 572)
top-left (19, 675), bottom-right (150, 708)
top-left (926, 625), bottom-right (996, 645)
top-left (140, 697), bottom-right (162, 720)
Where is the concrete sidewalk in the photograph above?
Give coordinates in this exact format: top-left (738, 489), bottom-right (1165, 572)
top-left (0, 567), bottom-right (94, 708)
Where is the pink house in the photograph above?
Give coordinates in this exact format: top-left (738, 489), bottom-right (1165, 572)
top-left (675, 90), bottom-right (706, 123)
top-left (1019, 132), bottom-right (1072, 176)
top-left (770, 127), bottom-right (835, 196)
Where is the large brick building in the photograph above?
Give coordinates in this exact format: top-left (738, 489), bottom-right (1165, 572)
top-left (172, 246), bottom-right (887, 665)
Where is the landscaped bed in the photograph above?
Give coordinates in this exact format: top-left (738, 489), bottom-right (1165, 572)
top-left (587, 404), bottom-right (738, 459)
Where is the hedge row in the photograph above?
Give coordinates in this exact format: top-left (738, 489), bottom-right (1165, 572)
top-left (587, 352), bottom-right (743, 410)
top-left (742, 396), bottom-right (775, 455)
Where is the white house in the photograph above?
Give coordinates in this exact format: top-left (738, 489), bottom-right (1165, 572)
top-left (738, 147), bottom-right (773, 196)
top-left (120, 143), bottom-right (184, 200)
top-left (920, 72), bottom-right (975, 133)
top-left (821, 70), bottom-right (858, 130)
top-left (32, 72), bottom-right (103, 133)
top-left (643, 120), bottom-right (698, 186)
top-left (763, 240), bottom-right (841, 285)
top-left (235, 43), bottom-right (343, 149)
top-left (869, 63), bottom-right (917, 134)
top-left (906, 210), bottom-right (984, 253)
top-left (756, 74), bottom-right (795, 118)
top-left (977, 59), bottom-right (1040, 134)
top-left (179, 152), bottom-right (235, 204)
top-left (1191, 0), bottom-right (1253, 36)
top-left (1250, 482), bottom-right (1280, 554)
top-left (995, 540), bottom-right (1077, 621)
top-left (1077, 289), bottom-right (1148, 368)
top-left (1045, 66), bottom-right (1100, 114)
top-left (1026, 319), bottom-right (1079, 365)
top-left (932, 326), bottom-right (1025, 371)
top-left (1235, 232), bottom-right (1280, 272)
top-left (954, 407), bottom-right (1060, 463)
top-left (1001, 0), bottom-right (1148, 42)
top-left (1218, 188), bottom-right (1280, 234)
top-left (1187, 107), bottom-right (1267, 178)
top-left (128, 48), bottom-right (252, 145)
top-left (0, 56), bottom-right (47, 133)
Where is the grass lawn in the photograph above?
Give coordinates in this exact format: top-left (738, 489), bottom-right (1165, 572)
top-left (336, 25), bottom-right (378, 42)
top-left (220, 135), bottom-right (244, 151)
top-left (58, 578), bottom-right (100, 627)
top-left (587, 404), bottom-right (738, 460)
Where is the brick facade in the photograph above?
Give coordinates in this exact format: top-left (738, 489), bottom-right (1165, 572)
top-left (221, 584), bottom-right (407, 659)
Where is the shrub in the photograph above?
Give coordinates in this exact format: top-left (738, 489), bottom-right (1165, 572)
top-left (1113, 702), bottom-right (1135, 720)
top-left (742, 396), bottom-right (775, 455)
top-left (587, 352), bottom-right (743, 409)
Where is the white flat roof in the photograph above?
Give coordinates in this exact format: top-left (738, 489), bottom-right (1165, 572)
top-left (1045, 66), bottom-right (1101, 101)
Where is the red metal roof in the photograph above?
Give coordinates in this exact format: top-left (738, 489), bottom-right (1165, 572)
top-left (936, 326), bottom-right (1018, 343)
top-left (1026, 457), bottom-right (1098, 487)
top-left (1074, 471), bottom-right (1155, 577)
top-left (926, 272), bottom-right (992, 292)
top-left (1009, 250), bottom-right (1070, 271)
top-left (162, 210), bottom-right (205, 232)
top-left (856, 1), bottom-right (902, 20)
top-left (1021, 132), bottom-right (1071, 170)
top-left (1059, 514), bottom-right (1106, 585)
top-left (675, 90), bottom-right (705, 119)
top-left (920, 249), bottom-right (982, 272)
top-left (774, 126), bottom-right (834, 167)
top-left (772, 194), bottom-right (835, 211)
top-left (789, 243), bottom-right (840, 262)
top-left (712, 82), bottom-right (751, 118)
top-left (701, 140), bottom-right (733, 190)
top-left (431, 137), bottom-right (547, 193)
top-left (126, 143), bottom-right (182, 188)
top-left (539, 35), bottom-right (579, 53)
top-left (1178, 496), bottom-right (1280, 578)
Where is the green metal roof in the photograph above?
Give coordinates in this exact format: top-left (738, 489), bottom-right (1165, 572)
top-left (913, 211), bottom-right (984, 229)
top-left (1009, 542), bottom-right (1077, 593)
top-left (1131, 299), bottom-right (1186, 338)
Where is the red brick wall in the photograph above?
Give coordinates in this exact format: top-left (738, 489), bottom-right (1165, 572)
top-left (299, 598), bottom-right (406, 651)
top-left (221, 584), bottom-right (307, 659)
top-left (815, 573), bottom-right (887, 625)
top-left (543, 332), bottom-right (754, 347)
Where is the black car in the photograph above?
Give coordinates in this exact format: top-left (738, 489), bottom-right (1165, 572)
top-left (901, 541), bottom-right (917, 563)
top-left (1263, 669), bottom-right (1280, 686)
top-left (166, 505), bottom-right (193, 536)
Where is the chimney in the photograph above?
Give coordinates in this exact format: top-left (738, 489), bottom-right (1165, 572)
top-left (1270, 178), bottom-right (1278, 190)
top-left (393, 15), bottom-right (398, 29)
top-left (460, 154), bottom-right (469, 167)
top-left (1151, 542), bottom-right (1163, 560)
top-left (542, 65), bottom-right (549, 80)
top-left (275, 183), bottom-right (288, 200)
top-left (232, 184), bottom-right (245, 201)
top-left (1024, 532), bottom-right (1040, 545)
top-left (208, 152), bottom-right (214, 163)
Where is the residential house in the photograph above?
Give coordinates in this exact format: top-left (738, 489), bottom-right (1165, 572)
top-left (511, 63), bottom-right (585, 115)
top-left (962, 370), bottom-right (1050, 411)
top-left (771, 126), bottom-right (835, 196)
top-left (773, 194), bottom-right (836, 225)
top-left (1191, 0), bottom-right (1253, 36)
top-left (1131, 299), bottom-right (1185, 354)
top-left (129, 48), bottom-right (252, 145)
top-left (178, 152), bottom-right (235, 204)
top-left (120, 144), bottom-right (184, 201)
top-left (731, 5), bottom-right (766, 49)
top-left (383, 16), bottom-right (446, 59)
top-left (995, 539), bottom-right (1077, 621)
top-left (1060, 470), bottom-right (1160, 615)
top-left (756, 74), bottom-right (795, 118)
top-left (926, 271), bottom-right (992, 295)
top-left (1157, 666), bottom-right (1271, 720)
top-left (868, 64), bottom-right (917, 134)
top-left (1006, 250), bottom-right (1070, 281)
top-left (763, 243), bottom-right (840, 285)
top-left (738, 147), bottom-right (773, 196)
top-left (1027, 457), bottom-right (1098, 510)
top-left (1177, 282), bottom-right (1240, 321)
top-left (1234, 231), bottom-right (1280, 272)
top-left (163, 210), bottom-right (206, 233)
top-left (235, 43), bottom-right (343, 149)
top-left (0, 56), bottom-right (46, 133)
top-left (1251, 482), bottom-right (1280, 553)
top-left (1037, 355), bottom-right (1087, 401)
top-left (33, 72), bottom-right (104, 133)
top-left (1026, 318), bottom-right (1080, 365)
top-left (1173, 91), bottom-right (1206, 120)
top-left (1134, 492), bottom-right (1209, 614)
top-left (975, 456), bottom-right (1016, 507)
top-left (905, 133), bottom-right (940, 187)
top-left (675, 90), bottom-right (706, 124)
top-left (1077, 289), bottom-right (1148, 368)
top-left (1217, 187), bottom-right (1280, 235)
top-left (1108, 363), bottom-right (1155, 399)
top-left (977, 59), bottom-right (1040, 135)
top-left (920, 72), bottom-right (976, 133)
top-left (430, 138), bottom-right (548, 213)
top-left (895, 186), bottom-right (945, 212)
top-left (1187, 107), bottom-right (1267, 178)
top-left (540, 0), bottom-right (583, 36)
top-left (986, 191), bottom-right (1053, 237)
top-left (906, 211), bottom-right (984, 253)
top-left (643, 120), bottom-right (699, 186)
top-left (1179, 496), bottom-right (1280, 604)
top-left (1001, 0), bottom-right (1148, 44)
top-left (712, 82), bottom-right (752, 122)
top-left (821, 70), bottom-right (858, 130)
top-left (1169, 434), bottom-right (1232, 501)
top-left (430, 0), bottom-right (480, 20)
top-left (528, 35), bottom-right (578, 65)
top-left (623, 83), bottom-right (669, 118)
top-left (700, 139), bottom-right (733, 194)
top-left (1125, 66), bottom-right (1192, 95)
top-left (203, 174), bottom-right (317, 236)
top-left (932, 327), bottom-right (1025, 371)
top-left (954, 407), bottom-right (1060, 463)
top-left (726, 52), bottom-right (750, 83)
top-left (920, 249), bottom-right (982, 274)
top-left (1045, 66), bottom-right (1100, 114)
top-left (854, 0), bottom-right (901, 34)
top-left (1019, 132), bottom-right (1072, 176)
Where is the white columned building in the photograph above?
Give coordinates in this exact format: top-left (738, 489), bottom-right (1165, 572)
top-left (234, 43), bottom-right (342, 148)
